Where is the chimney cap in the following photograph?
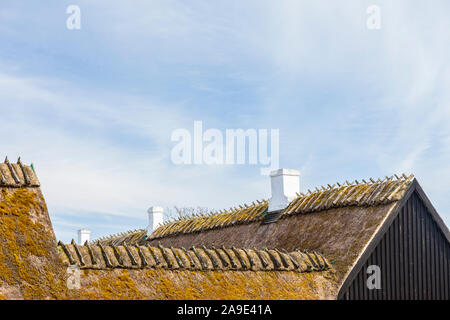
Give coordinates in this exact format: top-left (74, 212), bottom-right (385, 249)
top-left (148, 206), bottom-right (164, 214)
top-left (270, 169), bottom-right (300, 177)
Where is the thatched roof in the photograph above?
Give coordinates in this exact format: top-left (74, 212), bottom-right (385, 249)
top-left (145, 174), bottom-right (415, 289)
top-left (2, 160), bottom-right (435, 300)
top-left (0, 159), bottom-right (338, 299)
top-left (149, 174), bottom-right (413, 240)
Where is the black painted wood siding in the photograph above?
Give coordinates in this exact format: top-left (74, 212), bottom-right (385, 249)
top-left (341, 192), bottom-right (450, 300)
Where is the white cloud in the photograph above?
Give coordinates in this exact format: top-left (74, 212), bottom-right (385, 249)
top-left (1, 0), bottom-right (449, 242)
top-left (0, 70), bottom-right (269, 224)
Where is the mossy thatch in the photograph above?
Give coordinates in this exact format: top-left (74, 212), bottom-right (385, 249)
top-left (68, 268), bottom-right (338, 300)
top-left (148, 203), bottom-right (397, 286)
top-left (0, 187), bottom-right (68, 299)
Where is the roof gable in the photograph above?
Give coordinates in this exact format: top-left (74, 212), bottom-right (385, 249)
top-left (337, 179), bottom-right (450, 298)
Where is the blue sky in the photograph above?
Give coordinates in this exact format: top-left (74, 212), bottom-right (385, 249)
top-left (1, 1), bottom-right (449, 242)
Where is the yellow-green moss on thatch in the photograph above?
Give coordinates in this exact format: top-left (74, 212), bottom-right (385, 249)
top-left (68, 268), bottom-right (338, 300)
top-left (0, 187), bottom-right (68, 299)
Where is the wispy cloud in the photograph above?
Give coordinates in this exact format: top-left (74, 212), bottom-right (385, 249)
top-left (0, 1), bottom-right (449, 241)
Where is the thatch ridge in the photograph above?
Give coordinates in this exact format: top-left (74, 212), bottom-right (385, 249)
top-left (0, 157), bottom-right (40, 187)
top-left (149, 174), bottom-right (414, 240)
top-left (149, 199), bottom-right (268, 240)
top-left (283, 174), bottom-right (413, 216)
top-left (58, 242), bottom-right (330, 273)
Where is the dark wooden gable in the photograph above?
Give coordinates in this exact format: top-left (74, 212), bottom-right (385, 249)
top-left (338, 180), bottom-right (450, 300)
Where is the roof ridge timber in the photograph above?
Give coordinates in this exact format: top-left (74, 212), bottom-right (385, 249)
top-left (0, 156), bottom-right (40, 187)
top-left (58, 243), bottom-right (330, 273)
top-left (149, 174), bottom-right (414, 240)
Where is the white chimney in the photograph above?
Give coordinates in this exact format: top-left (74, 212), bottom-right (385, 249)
top-left (268, 169), bottom-right (300, 212)
top-left (77, 229), bottom-right (91, 245)
top-left (147, 206), bottom-right (164, 235)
